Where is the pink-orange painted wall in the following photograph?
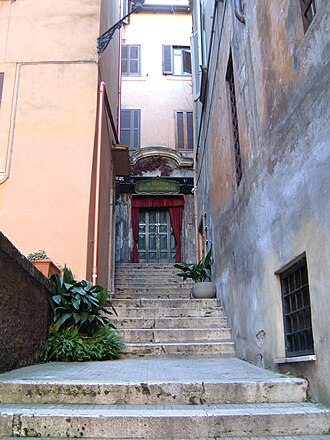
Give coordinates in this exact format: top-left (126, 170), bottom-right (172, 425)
top-left (0, 0), bottom-right (121, 281)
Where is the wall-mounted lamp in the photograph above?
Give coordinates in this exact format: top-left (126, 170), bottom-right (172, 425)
top-left (97, 0), bottom-right (145, 55)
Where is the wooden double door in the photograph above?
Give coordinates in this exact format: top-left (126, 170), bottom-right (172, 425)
top-left (138, 208), bottom-right (176, 263)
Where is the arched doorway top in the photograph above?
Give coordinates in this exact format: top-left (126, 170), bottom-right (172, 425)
top-left (130, 146), bottom-right (193, 169)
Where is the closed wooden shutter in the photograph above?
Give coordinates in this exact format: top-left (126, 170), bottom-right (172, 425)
top-left (120, 109), bottom-right (141, 149)
top-left (162, 45), bottom-right (173, 74)
top-left (122, 45), bottom-right (140, 76)
top-left (121, 46), bottom-right (128, 76)
top-left (187, 112), bottom-right (193, 150)
top-left (0, 73), bottom-right (4, 107)
top-left (129, 45), bottom-right (140, 75)
top-left (175, 110), bottom-right (194, 150)
top-left (176, 111), bottom-right (184, 149)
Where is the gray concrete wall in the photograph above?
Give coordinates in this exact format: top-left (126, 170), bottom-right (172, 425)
top-left (194, 0), bottom-right (330, 404)
top-left (0, 232), bottom-right (52, 372)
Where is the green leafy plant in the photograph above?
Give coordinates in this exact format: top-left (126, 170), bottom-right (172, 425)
top-left (174, 248), bottom-right (212, 282)
top-left (44, 325), bottom-right (124, 362)
top-left (49, 267), bottom-right (117, 334)
top-left (27, 250), bottom-right (49, 261)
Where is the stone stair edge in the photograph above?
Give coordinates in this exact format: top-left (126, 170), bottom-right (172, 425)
top-left (1, 402), bottom-right (329, 438)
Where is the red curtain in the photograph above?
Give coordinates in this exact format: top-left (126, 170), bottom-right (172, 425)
top-left (131, 196), bottom-right (184, 263)
top-left (131, 207), bottom-right (140, 263)
top-left (132, 196), bottom-right (184, 208)
top-left (169, 206), bottom-right (183, 262)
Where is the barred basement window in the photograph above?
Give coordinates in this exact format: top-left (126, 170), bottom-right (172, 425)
top-left (226, 52), bottom-right (242, 187)
top-left (300, 0), bottom-right (317, 32)
top-left (279, 255), bottom-right (315, 358)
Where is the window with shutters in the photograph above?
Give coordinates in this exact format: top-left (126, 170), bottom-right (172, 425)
top-left (226, 52), bottom-right (243, 188)
top-left (122, 45), bottom-right (141, 76)
top-left (0, 73), bottom-right (4, 110)
top-left (162, 45), bottom-right (191, 76)
top-left (175, 111), bottom-right (193, 151)
top-left (300, 0), bottom-right (317, 32)
top-left (120, 109), bottom-right (141, 149)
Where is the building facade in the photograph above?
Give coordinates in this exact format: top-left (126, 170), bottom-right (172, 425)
top-left (192, 0), bottom-right (330, 404)
top-left (0, 0), bottom-right (128, 286)
top-left (115, 0), bottom-right (196, 264)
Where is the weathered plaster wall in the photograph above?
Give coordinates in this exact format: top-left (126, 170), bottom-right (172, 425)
top-left (195, 0), bottom-right (330, 404)
top-left (0, 232), bottom-right (52, 371)
top-left (0, 0), bottom-right (102, 279)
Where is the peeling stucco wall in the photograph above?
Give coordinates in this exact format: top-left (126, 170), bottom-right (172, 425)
top-left (194, 0), bottom-right (330, 404)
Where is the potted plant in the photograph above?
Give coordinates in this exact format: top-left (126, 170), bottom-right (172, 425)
top-left (174, 248), bottom-right (216, 298)
top-left (27, 250), bottom-right (61, 278)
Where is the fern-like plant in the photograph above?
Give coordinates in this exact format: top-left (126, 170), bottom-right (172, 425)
top-left (44, 325), bottom-right (124, 362)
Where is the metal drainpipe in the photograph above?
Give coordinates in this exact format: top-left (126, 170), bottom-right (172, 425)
top-left (118, 0), bottom-right (123, 131)
top-left (233, 0), bottom-right (245, 24)
top-left (92, 81), bottom-right (105, 286)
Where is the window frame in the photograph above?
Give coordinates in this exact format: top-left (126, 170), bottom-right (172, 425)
top-left (278, 254), bottom-right (315, 358)
top-left (121, 44), bottom-right (141, 77)
top-left (162, 45), bottom-right (191, 76)
top-left (175, 110), bottom-right (194, 151)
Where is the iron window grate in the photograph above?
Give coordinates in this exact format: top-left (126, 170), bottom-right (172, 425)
top-left (280, 256), bottom-right (315, 358)
top-left (226, 53), bottom-right (242, 187)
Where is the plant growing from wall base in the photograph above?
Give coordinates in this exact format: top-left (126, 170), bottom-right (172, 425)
top-left (45, 268), bottom-right (124, 361)
top-left (44, 325), bottom-right (124, 362)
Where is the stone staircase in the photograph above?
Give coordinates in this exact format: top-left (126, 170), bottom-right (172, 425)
top-left (0, 262), bottom-right (329, 439)
top-left (112, 263), bottom-right (235, 358)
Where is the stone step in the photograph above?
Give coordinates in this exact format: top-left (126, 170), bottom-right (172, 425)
top-left (114, 287), bottom-right (191, 295)
top-left (118, 328), bottom-right (232, 343)
top-left (112, 298), bottom-right (220, 309)
top-left (109, 306), bottom-right (226, 318)
top-left (111, 316), bottom-right (228, 329)
top-left (114, 277), bottom-right (192, 284)
top-left (0, 358), bottom-right (308, 406)
top-left (2, 437), bottom-right (329, 440)
top-left (112, 291), bottom-right (191, 299)
top-left (0, 377), bottom-right (307, 406)
top-left (121, 341), bottom-right (236, 357)
top-left (0, 402), bottom-right (329, 438)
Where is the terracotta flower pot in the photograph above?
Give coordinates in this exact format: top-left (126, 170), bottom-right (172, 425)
top-left (32, 260), bottom-right (61, 277)
top-left (191, 281), bottom-right (216, 298)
